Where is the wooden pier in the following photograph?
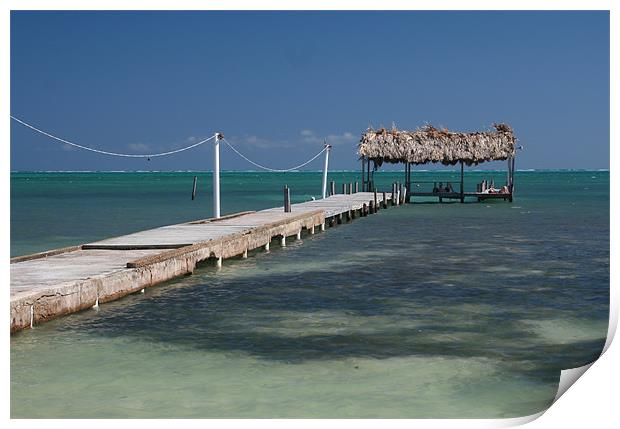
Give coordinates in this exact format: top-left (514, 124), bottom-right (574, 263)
top-left (10, 191), bottom-right (395, 333)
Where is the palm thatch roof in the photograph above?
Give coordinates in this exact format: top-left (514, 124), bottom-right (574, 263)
top-left (358, 123), bottom-right (516, 166)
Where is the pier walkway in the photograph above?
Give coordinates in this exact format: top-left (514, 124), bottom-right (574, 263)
top-left (10, 192), bottom-right (395, 333)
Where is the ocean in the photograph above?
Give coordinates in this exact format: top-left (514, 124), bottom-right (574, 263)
top-left (10, 170), bottom-right (609, 418)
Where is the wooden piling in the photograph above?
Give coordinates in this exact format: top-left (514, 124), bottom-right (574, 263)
top-left (392, 183), bottom-right (396, 206)
top-left (382, 191), bottom-right (387, 209)
top-left (342, 183), bottom-right (346, 194)
top-left (354, 182), bottom-right (359, 193)
top-left (284, 186), bottom-right (291, 212)
top-left (330, 180), bottom-right (336, 196)
top-left (373, 189), bottom-right (378, 211)
top-left (348, 183), bottom-right (353, 195)
top-left (191, 176), bottom-right (198, 200)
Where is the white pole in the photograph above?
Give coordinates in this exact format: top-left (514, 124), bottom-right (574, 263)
top-left (213, 132), bottom-right (221, 218)
top-left (321, 143), bottom-right (331, 199)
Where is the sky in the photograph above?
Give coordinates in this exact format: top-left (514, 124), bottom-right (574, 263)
top-left (10, 11), bottom-right (610, 171)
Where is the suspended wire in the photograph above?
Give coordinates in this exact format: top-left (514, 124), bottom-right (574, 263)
top-left (10, 115), bottom-right (215, 158)
top-left (221, 138), bottom-right (327, 172)
top-left (11, 115), bottom-right (328, 169)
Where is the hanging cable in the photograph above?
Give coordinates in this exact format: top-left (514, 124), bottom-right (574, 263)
top-left (10, 116), bottom-right (215, 158)
top-left (221, 138), bottom-right (327, 172)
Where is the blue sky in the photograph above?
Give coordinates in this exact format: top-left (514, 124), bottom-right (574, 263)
top-left (10, 11), bottom-right (609, 171)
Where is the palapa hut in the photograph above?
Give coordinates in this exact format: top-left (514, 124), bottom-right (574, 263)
top-left (357, 123), bottom-right (517, 202)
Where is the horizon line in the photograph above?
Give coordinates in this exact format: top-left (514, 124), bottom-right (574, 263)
top-left (10, 168), bottom-right (610, 174)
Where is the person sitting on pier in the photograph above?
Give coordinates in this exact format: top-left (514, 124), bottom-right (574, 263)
top-left (435, 182), bottom-right (444, 193)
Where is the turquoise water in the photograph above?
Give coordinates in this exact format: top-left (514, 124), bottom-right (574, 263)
top-left (10, 171), bottom-right (609, 418)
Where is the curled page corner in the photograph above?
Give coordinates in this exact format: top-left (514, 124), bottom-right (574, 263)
top-left (553, 362), bottom-right (595, 403)
top-left (494, 410), bottom-right (546, 427)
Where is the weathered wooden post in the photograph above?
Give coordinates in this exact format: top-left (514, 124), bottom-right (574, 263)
top-left (342, 183), bottom-right (346, 194)
top-left (373, 189), bottom-right (378, 211)
top-left (402, 186), bottom-right (407, 204)
top-left (369, 200), bottom-right (375, 214)
top-left (392, 182), bottom-right (397, 206)
top-left (191, 176), bottom-right (198, 200)
top-left (284, 186), bottom-right (291, 212)
top-left (354, 182), bottom-right (359, 193)
top-left (330, 180), bottom-right (336, 196)
top-left (382, 191), bottom-right (387, 209)
top-left (362, 203), bottom-right (367, 216)
top-left (348, 183), bottom-right (353, 195)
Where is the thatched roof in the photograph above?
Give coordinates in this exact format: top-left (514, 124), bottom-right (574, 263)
top-left (358, 123), bottom-right (516, 166)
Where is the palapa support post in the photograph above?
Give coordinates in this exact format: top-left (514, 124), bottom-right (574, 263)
top-left (330, 180), bottom-right (336, 196)
top-left (510, 155), bottom-right (515, 202)
top-left (406, 162), bottom-right (412, 203)
top-left (213, 132), bottom-right (222, 218)
top-left (354, 182), bottom-right (359, 193)
top-left (342, 183), bottom-right (346, 194)
top-left (507, 157), bottom-right (511, 188)
top-left (191, 176), bottom-right (198, 200)
top-left (348, 183), bottom-right (353, 195)
top-left (402, 186), bottom-right (407, 205)
top-left (404, 163), bottom-right (409, 201)
top-left (382, 191), bottom-right (387, 209)
top-left (283, 186), bottom-right (291, 212)
top-left (460, 161), bottom-right (465, 203)
top-left (366, 159), bottom-right (371, 192)
top-left (361, 157), bottom-right (366, 192)
top-left (321, 143), bottom-right (331, 199)
top-left (374, 189), bottom-right (378, 211)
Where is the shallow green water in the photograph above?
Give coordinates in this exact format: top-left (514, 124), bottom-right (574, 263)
top-left (10, 171), bottom-right (609, 417)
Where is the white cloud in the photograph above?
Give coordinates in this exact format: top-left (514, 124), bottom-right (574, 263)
top-left (242, 135), bottom-right (294, 149)
top-left (127, 143), bottom-right (150, 152)
top-left (300, 129), bottom-right (357, 146)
